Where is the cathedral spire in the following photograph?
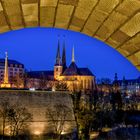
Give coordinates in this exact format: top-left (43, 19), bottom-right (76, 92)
top-left (62, 37), bottom-right (67, 71)
top-left (72, 46), bottom-right (75, 62)
top-left (55, 39), bottom-right (61, 66)
top-left (114, 73), bottom-right (118, 81)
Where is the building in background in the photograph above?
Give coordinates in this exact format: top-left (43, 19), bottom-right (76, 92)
top-left (0, 54), bottom-right (24, 88)
top-left (96, 74), bottom-right (140, 95)
top-left (25, 70), bottom-right (54, 90)
top-left (118, 76), bottom-right (140, 95)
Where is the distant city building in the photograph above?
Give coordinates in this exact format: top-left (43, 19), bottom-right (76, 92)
top-left (111, 73), bottom-right (140, 94)
top-left (96, 74), bottom-right (140, 95)
top-left (25, 71), bottom-right (54, 90)
top-left (96, 78), bottom-right (112, 93)
top-left (26, 41), bottom-right (96, 92)
top-left (0, 54), bottom-right (24, 88)
top-left (118, 76), bottom-right (140, 94)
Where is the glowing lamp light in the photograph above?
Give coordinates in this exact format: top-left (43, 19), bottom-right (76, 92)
top-left (90, 132), bottom-right (99, 139)
top-left (102, 127), bottom-right (112, 132)
top-left (30, 123), bottom-right (45, 136)
top-left (61, 131), bottom-right (67, 135)
top-left (52, 86), bottom-right (56, 92)
top-left (34, 130), bottom-right (41, 135)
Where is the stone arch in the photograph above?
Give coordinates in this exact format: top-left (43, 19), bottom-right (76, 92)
top-left (0, 0), bottom-right (139, 70)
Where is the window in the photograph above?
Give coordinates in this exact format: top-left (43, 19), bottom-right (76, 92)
top-left (81, 80), bottom-right (83, 89)
top-left (88, 80), bottom-right (90, 89)
top-left (19, 69), bottom-right (23, 72)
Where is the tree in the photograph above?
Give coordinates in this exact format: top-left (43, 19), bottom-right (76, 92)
top-left (0, 99), bottom-right (11, 139)
top-left (7, 106), bottom-right (32, 137)
top-left (39, 74), bottom-right (48, 90)
top-left (77, 109), bottom-right (95, 139)
top-left (11, 74), bottom-right (24, 88)
top-left (55, 81), bottom-right (68, 91)
top-left (0, 100), bottom-right (32, 138)
top-left (46, 103), bottom-right (71, 140)
top-left (93, 90), bottom-right (99, 111)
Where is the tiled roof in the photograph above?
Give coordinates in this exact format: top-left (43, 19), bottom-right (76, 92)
top-left (63, 62), bottom-right (78, 75)
top-left (78, 68), bottom-right (94, 76)
top-left (63, 62), bottom-right (93, 76)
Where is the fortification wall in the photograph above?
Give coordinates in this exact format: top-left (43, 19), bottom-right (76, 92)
top-left (0, 90), bottom-right (76, 135)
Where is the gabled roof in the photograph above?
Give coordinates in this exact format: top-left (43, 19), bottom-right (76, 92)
top-left (63, 62), bottom-right (78, 75)
top-left (78, 68), bottom-right (94, 76)
top-left (63, 62), bottom-right (93, 76)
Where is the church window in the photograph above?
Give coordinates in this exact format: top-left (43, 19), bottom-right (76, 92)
top-left (84, 80), bottom-right (86, 89)
top-left (81, 80), bottom-right (83, 89)
top-left (88, 79), bottom-right (90, 89)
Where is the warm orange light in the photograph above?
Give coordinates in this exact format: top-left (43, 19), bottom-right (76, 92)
top-left (102, 127), bottom-right (112, 132)
top-left (29, 123), bottom-right (45, 136)
top-left (0, 83), bottom-right (11, 88)
top-left (90, 132), bottom-right (99, 139)
top-left (34, 130), bottom-right (41, 135)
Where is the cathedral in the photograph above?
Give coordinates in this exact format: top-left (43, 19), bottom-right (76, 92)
top-left (27, 41), bottom-right (95, 92)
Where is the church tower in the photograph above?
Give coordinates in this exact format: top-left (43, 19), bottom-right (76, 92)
top-left (72, 47), bottom-right (75, 63)
top-left (54, 40), bottom-right (63, 80)
top-left (1, 52), bottom-right (11, 88)
top-left (62, 40), bottom-right (67, 72)
top-left (113, 73), bottom-right (119, 91)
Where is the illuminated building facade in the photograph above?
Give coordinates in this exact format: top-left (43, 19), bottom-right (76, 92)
top-left (26, 41), bottom-right (95, 92)
top-left (0, 54), bottom-right (24, 88)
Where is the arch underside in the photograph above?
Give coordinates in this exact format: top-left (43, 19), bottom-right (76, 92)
top-left (0, 0), bottom-right (140, 70)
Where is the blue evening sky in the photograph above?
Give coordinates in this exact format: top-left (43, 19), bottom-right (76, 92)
top-left (0, 27), bottom-right (139, 80)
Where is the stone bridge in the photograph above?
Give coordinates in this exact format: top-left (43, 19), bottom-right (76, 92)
top-left (0, 0), bottom-right (139, 70)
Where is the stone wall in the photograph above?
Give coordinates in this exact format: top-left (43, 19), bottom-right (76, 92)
top-left (0, 90), bottom-right (76, 135)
